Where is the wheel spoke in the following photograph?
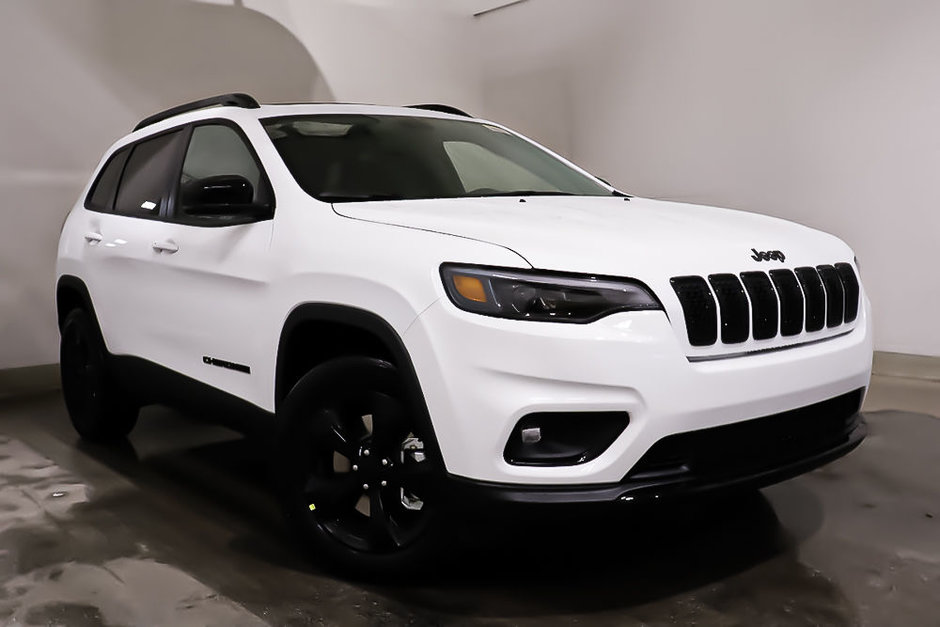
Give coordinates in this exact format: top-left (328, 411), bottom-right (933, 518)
top-left (367, 391), bottom-right (410, 450)
top-left (368, 489), bottom-right (406, 549)
top-left (310, 408), bottom-right (362, 457)
top-left (303, 473), bottom-right (360, 514)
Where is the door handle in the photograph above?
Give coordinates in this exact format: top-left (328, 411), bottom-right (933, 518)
top-left (83, 232), bottom-right (103, 244)
top-left (152, 240), bottom-right (179, 254)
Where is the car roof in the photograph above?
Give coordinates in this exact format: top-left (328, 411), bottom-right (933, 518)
top-left (254, 102), bottom-right (475, 120)
top-left (100, 96), bottom-right (489, 166)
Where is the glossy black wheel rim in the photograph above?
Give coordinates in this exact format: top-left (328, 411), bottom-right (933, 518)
top-left (300, 390), bottom-right (434, 553)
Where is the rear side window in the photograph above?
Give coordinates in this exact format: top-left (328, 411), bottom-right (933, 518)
top-left (86, 148), bottom-right (130, 212)
top-left (114, 130), bottom-right (185, 218)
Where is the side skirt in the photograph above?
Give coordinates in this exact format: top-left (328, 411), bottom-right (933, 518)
top-left (109, 354), bottom-right (275, 441)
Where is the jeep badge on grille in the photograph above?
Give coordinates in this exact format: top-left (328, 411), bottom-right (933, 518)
top-left (751, 249), bottom-right (786, 262)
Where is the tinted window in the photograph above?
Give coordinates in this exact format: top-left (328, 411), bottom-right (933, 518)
top-left (262, 115), bottom-right (614, 203)
top-left (443, 141), bottom-right (555, 192)
top-left (178, 124), bottom-right (271, 208)
top-left (86, 147), bottom-right (130, 212)
top-left (114, 131), bottom-right (185, 217)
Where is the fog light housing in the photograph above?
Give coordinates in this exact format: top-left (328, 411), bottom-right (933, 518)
top-left (504, 412), bottom-right (629, 466)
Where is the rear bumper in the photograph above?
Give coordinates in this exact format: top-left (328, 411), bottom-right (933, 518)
top-left (444, 390), bottom-right (866, 505)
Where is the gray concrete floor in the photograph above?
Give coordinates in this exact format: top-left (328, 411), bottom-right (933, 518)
top-left (0, 376), bottom-right (937, 626)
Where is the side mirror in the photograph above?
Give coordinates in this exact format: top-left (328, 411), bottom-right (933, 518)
top-left (180, 175), bottom-right (270, 219)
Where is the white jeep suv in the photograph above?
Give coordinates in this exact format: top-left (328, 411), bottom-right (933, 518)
top-left (56, 93), bottom-right (872, 572)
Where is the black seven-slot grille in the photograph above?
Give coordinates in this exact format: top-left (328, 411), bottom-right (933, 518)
top-left (670, 263), bottom-right (859, 347)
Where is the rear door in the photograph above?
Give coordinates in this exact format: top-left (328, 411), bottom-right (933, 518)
top-left (79, 128), bottom-right (188, 359)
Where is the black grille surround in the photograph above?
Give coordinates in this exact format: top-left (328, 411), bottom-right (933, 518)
top-left (708, 274), bottom-right (750, 344)
top-left (670, 276), bottom-right (718, 346)
top-left (740, 271), bottom-right (778, 340)
top-left (769, 269), bottom-right (804, 336)
top-left (671, 263), bottom-right (860, 350)
top-left (795, 267), bottom-right (827, 332)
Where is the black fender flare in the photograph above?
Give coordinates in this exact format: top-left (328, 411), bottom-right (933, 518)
top-left (275, 303), bottom-right (441, 459)
top-left (55, 275), bottom-right (100, 333)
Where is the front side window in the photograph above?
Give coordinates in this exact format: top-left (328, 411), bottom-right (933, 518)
top-left (262, 115), bottom-right (615, 203)
top-left (169, 123), bottom-right (274, 225)
top-left (178, 124), bottom-right (271, 209)
top-left (114, 130), bottom-right (185, 217)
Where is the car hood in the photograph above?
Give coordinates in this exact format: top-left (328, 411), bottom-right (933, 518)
top-left (332, 196), bottom-right (854, 279)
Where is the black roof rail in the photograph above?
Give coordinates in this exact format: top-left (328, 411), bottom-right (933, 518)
top-left (133, 93), bottom-right (260, 131)
top-left (407, 104), bottom-right (472, 118)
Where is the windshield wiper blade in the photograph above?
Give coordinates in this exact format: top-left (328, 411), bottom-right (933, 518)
top-left (318, 192), bottom-right (405, 203)
top-left (462, 190), bottom-right (577, 198)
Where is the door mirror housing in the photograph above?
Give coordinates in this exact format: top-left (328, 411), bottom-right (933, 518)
top-left (180, 175), bottom-right (272, 220)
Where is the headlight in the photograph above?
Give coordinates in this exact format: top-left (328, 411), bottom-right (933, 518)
top-left (440, 264), bottom-right (661, 323)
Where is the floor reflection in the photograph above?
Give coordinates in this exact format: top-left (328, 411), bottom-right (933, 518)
top-left (1, 391), bottom-right (936, 625)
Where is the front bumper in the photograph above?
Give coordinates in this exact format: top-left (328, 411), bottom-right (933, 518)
top-left (445, 390), bottom-right (866, 504)
top-left (404, 295), bottom-right (873, 486)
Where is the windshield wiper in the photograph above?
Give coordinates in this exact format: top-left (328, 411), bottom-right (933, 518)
top-left (318, 192), bottom-right (405, 203)
top-left (461, 190), bottom-right (577, 198)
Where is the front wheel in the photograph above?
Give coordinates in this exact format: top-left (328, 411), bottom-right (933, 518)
top-left (275, 357), bottom-right (444, 575)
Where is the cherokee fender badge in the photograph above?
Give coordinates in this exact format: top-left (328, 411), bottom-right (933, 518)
top-left (203, 355), bottom-right (251, 374)
top-left (750, 249), bottom-right (786, 262)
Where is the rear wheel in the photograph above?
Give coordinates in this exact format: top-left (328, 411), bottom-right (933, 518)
top-left (60, 309), bottom-right (138, 441)
top-left (276, 357), bottom-right (443, 575)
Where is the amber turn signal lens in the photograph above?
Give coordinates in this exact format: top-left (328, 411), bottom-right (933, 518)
top-left (453, 275), bottom-right (487, 303)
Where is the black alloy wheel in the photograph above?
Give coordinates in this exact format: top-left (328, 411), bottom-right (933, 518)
top-left (278, 357), bottom-right (442, 573)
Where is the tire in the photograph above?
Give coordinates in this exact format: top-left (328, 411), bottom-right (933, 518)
top-left (275, 356), bottom-right (445, 576)
top-left (60, 309), bottom-right (138, 441)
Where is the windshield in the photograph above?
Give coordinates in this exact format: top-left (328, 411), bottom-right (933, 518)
top-left (262, 114), bottom-right (616, 202)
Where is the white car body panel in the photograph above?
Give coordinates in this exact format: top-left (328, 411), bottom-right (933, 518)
top-left (405, 298), bottom-right (872, 483)
top-left (333, 196), bottom-right (861, 360)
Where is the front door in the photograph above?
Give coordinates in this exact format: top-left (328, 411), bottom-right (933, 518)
top-left (139, 121), bottom-right (276, 409)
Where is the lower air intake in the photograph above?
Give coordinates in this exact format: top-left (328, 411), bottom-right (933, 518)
top-left (626, 388), bottom-right (864, 483)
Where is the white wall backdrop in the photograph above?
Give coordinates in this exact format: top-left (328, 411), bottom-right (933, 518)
top-left (0, 0), bottom-right (478, 370)
top-left (1, 0), bottom-right (937, 369)
top-left (477, 0), bottom-right (940, 357)
top-left (242, 0), bottom-right (482, 110)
